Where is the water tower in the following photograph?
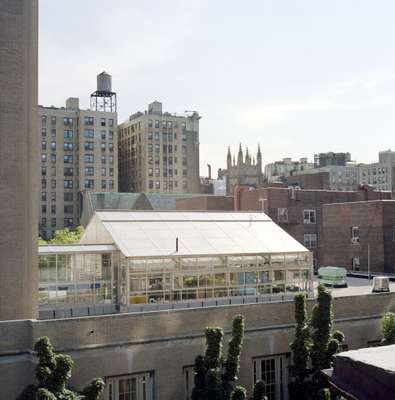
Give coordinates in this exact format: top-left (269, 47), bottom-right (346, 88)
top-left (90, 71), bottom-right (117, 112)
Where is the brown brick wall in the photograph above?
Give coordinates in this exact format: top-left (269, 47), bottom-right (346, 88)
top-left (323, 201), bottom-right (395, 273)
top-left (176, 196), bottom-right (234, 210)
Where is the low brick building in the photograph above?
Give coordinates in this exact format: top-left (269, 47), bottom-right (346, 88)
top-left (322, 200), bottom-right (395, 273)
top-left (176, 195), bottom-right (234, 211)
top-left (238, 186), bottom-right (391, 268)
top-left (285, 171), bottom-right (330, 190)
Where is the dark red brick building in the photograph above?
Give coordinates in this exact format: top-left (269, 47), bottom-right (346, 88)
top-left (176, 195), bottom-right (234, 211)
top-left (238, 186), bottom-right (391, 268)
top-left (322, 200), bottom-right (395, 273)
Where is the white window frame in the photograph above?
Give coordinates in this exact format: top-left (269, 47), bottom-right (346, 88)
top-left (253, 354), bottom-right (289, 400)
top-left (105, 371), bottom-right (153, 400)
top-left (277, 208), bottom-right (288, 223)
top-left (351, 226), bottom-right (360, 244)
top-left (303, 210), bottom-right (316, 224)
top-left (303, 234), bottom-right (317, 249)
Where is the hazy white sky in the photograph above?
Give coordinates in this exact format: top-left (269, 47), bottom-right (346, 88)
top-left (39, 0), bottom-right (395, 175)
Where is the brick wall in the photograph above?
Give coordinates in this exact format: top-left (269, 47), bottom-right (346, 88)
top-left (176, 196), bottom-right (234, 210)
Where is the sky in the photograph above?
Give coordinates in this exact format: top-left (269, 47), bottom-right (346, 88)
top-left (39, 0), bottom-right (395, 176)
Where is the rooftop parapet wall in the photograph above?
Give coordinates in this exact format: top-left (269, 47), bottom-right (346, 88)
top-left (1, 292), bottom-right (394, 354)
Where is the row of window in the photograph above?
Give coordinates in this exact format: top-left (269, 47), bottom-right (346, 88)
top-left (105, 353), bottom-right (288, 400)
top-left (148, 168), bottom-right (187, 178)
top-left (41, 192), bottom-right (73, 202)
top-left (277, 209), bottom-right (316, 224)
top-left (41, 167), bottom-right (114, 177)
top-left (42, 141), bottom-right (114, 152)
top-left (41, 154), bottom-right (115, 164)
top-left (42, 179), bottom-right (115, 190)
top-left (41, 205), bottom-right (73, 214)
top-left (41, 217), bottom-right (73, 228)
top-left (41, 129), bottom-right (115, 140)
top-left (148, 180), bottom-right (187, 190)
top-left (41, 115), bottom-right (114, 128)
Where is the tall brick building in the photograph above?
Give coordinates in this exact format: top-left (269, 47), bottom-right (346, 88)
top-left (322, 200), bottom-right (395, 273)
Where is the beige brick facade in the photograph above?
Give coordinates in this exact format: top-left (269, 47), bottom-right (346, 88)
top-left (0, 0), bottom-right (39, 320)
top-left (39, 100), bottom-right (118, 238)
top-left (118, 101), bottom-right (200, 194)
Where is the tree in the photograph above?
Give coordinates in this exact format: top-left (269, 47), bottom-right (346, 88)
top-left (289, 293), bottom-right (311, 399)
top-left (381, 312), bottom-right (395, 345)
top-left (191, 315), bottom-right (267, 400)
top-left (17, 336), bottom-right (104, 400)
top-left (289, 285), bottom-right (345, 400)
top-left (39, 226), bottom-right (84, 245)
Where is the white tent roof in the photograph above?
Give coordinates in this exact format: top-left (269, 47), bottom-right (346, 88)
top-left (83, 211), bottom-right (309, 258)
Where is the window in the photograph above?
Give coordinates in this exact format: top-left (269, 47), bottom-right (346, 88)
top-left (352, 257), bottom-right (360, 270)
top-left (64, 192), bottom-right (73, 201)
top-left (51, 116), bottom-right (56, 125)
top-left (51, 205), bottom-right (56, 214)
top-left (51, 179), bottom-right (56, 189)
top-left (277, 208), bottom-right (288, 222)
top-left (109, 131), bottom-right (114, 140)
top-left (41, 192), bottom-right (47, 201)
top-left (84, 116), bottom-right (94, 126)
top-left (51, 218), bottom-right (56, 228)
top-left (84, 154), bottom-right (94, 163)
top-left (64, 142), bottom-right (73, 151)
top-left (148, 119), bottom-right (153, 128)
top-left (303, 210), bottom-right (316, 224)
top-left (101, 118), bottom-right (106, 127)
top-left (64, 167), bottom-right (73, 176)
top-left (102, 167), bottom-right (106, 176)
top-left (351, 226), bottom-right (360, 244)
top-left (64, 180), bottom-right (73, 189)
top-left (41, 115), bottom-right (47, 126)
top-left (101, 131), bottom-right (106, 140)
top-left (64, 117), bottom-right (73, 126)
top-left (64, 218), bottom-right (74, 227)
top-left (109, 156), bottom-right (114, 164)
top-left (253, 355), bottom-right (289, 400)
top-left (51, 154), bottom-right (56, 163)
top-left (64, 205), bottom-right (73, 214)
top-left (109, 143), bottom-right (114, 152)
top-left (304, 234), bottom-right (317, 249)
top-left (41, 205), bottom-right (47, 214)
top-left (41, 128), bottom-right (47, 137)
top-left (101, 155), bottom-right (107, 164)
top-left (51, 129), bottom-right (56, 138)
top-left (41, 218), bottom-right (47, 227)
top-left (109, 168), bottom-right (114, 177)
top-left (64, 130), bottom-right (73, 139)
top-left (41, 141), bottom-right (47, 150)
top-left (41, 154), bottom-right (47, 163)
top-left (84, 167), bottom-right (94, 176)
top-left (101, 143), bottom-right (106, 151)
top-left (64, 155), bottom-right (73, 163)
top-left (51, 141), bottom-right (56, 151)
top-left (84, 129), bottom-right (95, 138)
top-left (41, 167), bottom-right (47, 176)
top-left (84, 179), bottom-right (95, 189)
top-left (183, 366), bottom-right (194, 400)
top-left (101, 180), bottom-right (107, 189)
top-left (108, 118), bottom-right (114, 127)
top-left (85, 142), bottom-right (94, 151)
top-left (41, 179), bottom-right (47, 189)
top-left (51, 192), bottom-right (56, 201)
top-left (155, 120), bottom-right (160, 128)
top-left (109, 180), bottom-right (114, 190)
top-left (105, 372), bottom-right (154, 400)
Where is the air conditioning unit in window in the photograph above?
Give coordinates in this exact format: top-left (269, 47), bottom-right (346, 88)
top-left (351, 237), bottom-right (360, 245)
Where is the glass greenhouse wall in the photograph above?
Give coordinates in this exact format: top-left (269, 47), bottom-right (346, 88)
top-left (120, 253), bottom-right (312, 306)
top-left (38, 252), bottom-right (115, 307)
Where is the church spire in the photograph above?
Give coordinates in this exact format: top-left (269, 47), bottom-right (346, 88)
top-left (227, 146), bottom-right (232, 169)
top-left (257, 144), bottom-right (262, 172)
top-left (237, 143), bottom-right (243, 166)
top-left (245, 147), bottom-right (251, 165)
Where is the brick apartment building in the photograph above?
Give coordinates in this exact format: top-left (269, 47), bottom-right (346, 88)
top-left (322, 200), bottom-right (395, 273)
top-left (238, 186), bottom-right (391, 268)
